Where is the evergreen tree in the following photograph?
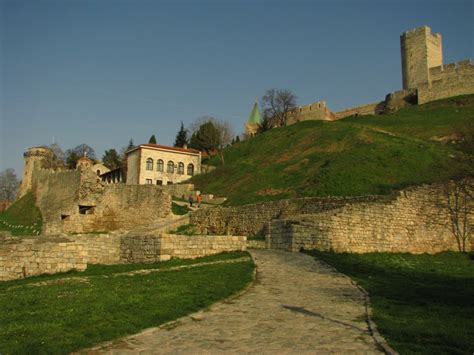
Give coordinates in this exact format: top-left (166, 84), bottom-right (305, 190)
top-left (148, 135), bottom-right (157, 144)
top-left (126, 138), bottom-right (135, 151)
top-left (235, 135), bottom-right (240, 143)
top-left (174, 122), bottom-right (189, 147)
top-left (102, 149), bottom-right (122, 170)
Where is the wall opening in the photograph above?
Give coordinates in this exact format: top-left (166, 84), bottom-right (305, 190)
top-left (61, 214), bottom-right (70, 221)
top-left (78, 205), bottom-right (95, 215)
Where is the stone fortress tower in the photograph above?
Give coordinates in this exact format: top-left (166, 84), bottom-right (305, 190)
top-left (400, 25), bottom-right (443, 90)
top-left (18, 146), bottom-right (55, 198)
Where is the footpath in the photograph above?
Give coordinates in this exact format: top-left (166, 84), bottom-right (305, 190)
top-left (87, 249), bottom-right (383, 354)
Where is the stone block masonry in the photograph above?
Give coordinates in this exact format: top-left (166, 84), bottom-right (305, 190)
top-left (0, 232), bottom-right (246, 281)
top-left (266, 185), bottom-right (473, 254)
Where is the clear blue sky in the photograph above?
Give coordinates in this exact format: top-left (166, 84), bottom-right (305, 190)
top-left (1, 0), bottom-right (472, 176)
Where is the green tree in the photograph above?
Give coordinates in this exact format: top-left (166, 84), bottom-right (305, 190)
top-left (149, 135), bottom-right (157, 144)
top-left (65, 144), bottom-right (96, 169)
top-left (174, 122), bottom-right (189, 147)
top-left (189, 117), bottom-right (233, 165)
top-left (102, 149), bottom-right (122, 170)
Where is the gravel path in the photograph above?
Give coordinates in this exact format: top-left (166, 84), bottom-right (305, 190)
top-left (87, 249), bottom-right (383, 354)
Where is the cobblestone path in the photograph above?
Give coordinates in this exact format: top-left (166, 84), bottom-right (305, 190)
top-left (89, 250), bottom-right (383, 354)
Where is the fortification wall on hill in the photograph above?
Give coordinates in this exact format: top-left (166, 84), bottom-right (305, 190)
top-left (334, 101), bottom-right (386, 119)
top-left (418, 60), bottom-right (474, 104)
top-left (287, 101), bottom-right (336, 123)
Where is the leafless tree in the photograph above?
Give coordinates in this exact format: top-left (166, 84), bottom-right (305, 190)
top-left (0, 169), bottom-right (20, 201)
top-left (440, 179), bottom-right (473, 252)
top-left (261, 89), bottom-right (297, 127)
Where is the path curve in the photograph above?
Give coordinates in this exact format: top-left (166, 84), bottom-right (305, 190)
top-left (88, 250), bottom-right (383, 354)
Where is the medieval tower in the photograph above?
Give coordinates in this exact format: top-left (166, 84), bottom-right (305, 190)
top-left (400, 25), bottom-right (443, 90)
top-left (18, 146), bottom-right (55, 198)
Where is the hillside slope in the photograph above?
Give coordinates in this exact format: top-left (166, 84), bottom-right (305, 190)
top-left (192, 95), bottom-right (474, 206)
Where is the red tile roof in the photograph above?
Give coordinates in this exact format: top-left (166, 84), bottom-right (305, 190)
top-left (139, 144), bottom-right (201, 155)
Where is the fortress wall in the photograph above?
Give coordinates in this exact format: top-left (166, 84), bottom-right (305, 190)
top-left (0, 231), bottom-right (245, 281)
top-left (60, 184), bottom-right (172, 234)
top-left (418, 60), bottom-right (474, 104)
top-left (31, 168), bottom-right (171, 235)
top-left (0, 233), bottom-right (121, 281)
top-left (121, 233), bottom-right (246, 263)
top-left (287, 101), bottom-right (335, 123)
top-left (190, 195), bottom-right (388, 236)
top-left (334, 101), bottom-right (386, 119)
top-left (266, 185), bottom-right (473, 254)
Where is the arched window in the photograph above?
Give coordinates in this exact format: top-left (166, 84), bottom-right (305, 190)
top-left (146, 158), bottom-right (153, 170)
top-left (157, 159), bottom-right (164, 172)
top-left (178, 162), bottom-right (184, 175)
top-left (167, 161), bottom-right (174, 173)
top-left (96, 169), bottom-right (101, 176)
top-left (187, 163), bottom-right (194, 176)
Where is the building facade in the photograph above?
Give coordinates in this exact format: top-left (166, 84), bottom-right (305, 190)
top-left (126, 144), bottom-right (201, 185)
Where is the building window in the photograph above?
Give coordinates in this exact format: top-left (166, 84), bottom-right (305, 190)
top-left (178, 162), bottom-right (184, 175)
top-left (167, 161), bottom-right (174, 173)
top-left (146, 158), bottom-right (153, 170)
top-left (146, 179), bottom-right (153, 184)
top-left (187, 163), bottom-right (194, 176)
top-left (157, 159), bottom-right (164, 172)
top-left (156, 180), bottom-right (163, 185)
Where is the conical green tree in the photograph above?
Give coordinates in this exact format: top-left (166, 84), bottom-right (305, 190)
top-left (174, 122), bottom-right (189, 147)
top-left (149, 135), bottom-right (157, 144)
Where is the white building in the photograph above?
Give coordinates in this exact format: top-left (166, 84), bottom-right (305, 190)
top-left (126, 144), bottom-right (201, 185)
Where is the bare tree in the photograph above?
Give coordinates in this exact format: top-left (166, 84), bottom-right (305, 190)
top-left (261, 89), bottom-right (297, 127)
top-left (0, 169), bottom-right (20, 201)
top-left (440, 179), bottom-right (473, 252)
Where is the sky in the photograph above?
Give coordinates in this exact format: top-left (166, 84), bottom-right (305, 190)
top-left (1, 0), bottom-right (473, 176)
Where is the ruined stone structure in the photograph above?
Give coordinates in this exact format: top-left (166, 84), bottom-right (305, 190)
top-left (191, 184), bottom-right (473, 254)
top-left (18, 146), bottom-right (172, 235)
top-left (0, 232), bottom-right (246, 281)
top-left (126, 144), bottom-right (201, 186)
top-left (288, 101), bottom-right (335, 123)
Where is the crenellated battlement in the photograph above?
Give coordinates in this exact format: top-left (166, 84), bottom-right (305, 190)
top-left (401, 25), bottom-right (441, 40)
top-left (429, 59), bottom-right (474, 77)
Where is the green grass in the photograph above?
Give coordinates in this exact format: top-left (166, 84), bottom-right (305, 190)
top-left (0, 192), bottom-right (42, 236)
top-left (303, 250), bottom-right (474, 354)
top-left (171, 202), bottom-right (191, 215)
top-left (169, 223), bottom-right (199, 235)
top-left (0, 251), bottom-right (254, 353)
top-left (192, 95), bottom-right (473, 205)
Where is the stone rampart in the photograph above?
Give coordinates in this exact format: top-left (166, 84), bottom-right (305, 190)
top-left (190, 195), bottom-right (387, 236)
top-left (0, 232), bottom-right (246, 281)
top-left (31, 168), bottom-right (171, 234)
top-left (0, 233), bottom-right (121, 281)
top-left (266, 185), bottom-right (473, 254)
top-left (334, 101), bottom-right (386, 119)
top-left (418, 60), bottom-right (474, 104)
top-left (288, 101), bottom-right (336, 123)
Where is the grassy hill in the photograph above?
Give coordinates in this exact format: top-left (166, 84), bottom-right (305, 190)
top-left (192, 95), bottom-right (474, 206)
top-left (0, 192), bottom-right (42, 236)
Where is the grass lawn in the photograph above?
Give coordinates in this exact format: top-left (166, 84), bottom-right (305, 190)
top-left (0, 251), bottom-right (254, 353)
top-left (304, 250), bottom-right (474, 354)
top-left (171, 202), bottom-right (191, 215)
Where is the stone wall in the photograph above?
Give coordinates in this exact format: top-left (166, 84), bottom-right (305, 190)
top-left (418, 60), bottom-right (474, 104)
top-left (334, 101), bottom-right (386, 119)
top-left (0, 233), bottom-right (121, 281)
top-left (190, 195), bottom-right (386, 236)
top-left (32, 168), bottom-right (171, 234)
top-left (266, 185), bottom-right (473, 254)
top-left (0, 231), bottom-right (246, 281)
top-left (287, 101), bottom-right (335, 123)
